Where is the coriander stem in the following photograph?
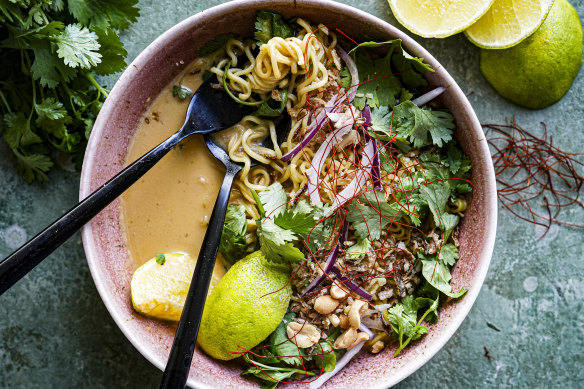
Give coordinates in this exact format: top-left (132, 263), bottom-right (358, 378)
top-left (0, 89), bottom-right (12, 113)
top-left (393, 305), bottom-right (435, 357)
top-left (85, 73), bottom-right (109, 98)
top-left (250, 189), bottom-right (265, 218)
top-left (23, 51), bottom-right (36, 119)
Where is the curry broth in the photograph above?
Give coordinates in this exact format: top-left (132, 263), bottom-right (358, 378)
top-left (121, 72), bottom-right (228, 276)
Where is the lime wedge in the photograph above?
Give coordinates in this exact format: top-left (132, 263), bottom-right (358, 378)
top-left (465, 0), bottom-right (555, 49)
top-left (388, 0), bottom-right (495, 38)
top-left (131, 252), bottom-right (226, 322)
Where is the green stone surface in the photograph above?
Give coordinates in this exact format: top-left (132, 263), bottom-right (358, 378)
top-left (1, 1), bottom-right (583, 388)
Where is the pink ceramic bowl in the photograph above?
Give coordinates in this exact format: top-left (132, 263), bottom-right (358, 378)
top-left (80, 1), bottom-right (497, 387)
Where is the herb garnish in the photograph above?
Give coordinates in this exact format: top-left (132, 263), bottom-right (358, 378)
top-left (0, 0), bottom-right (139, 182)
top-left (155, 253), bottom-right (166, 265)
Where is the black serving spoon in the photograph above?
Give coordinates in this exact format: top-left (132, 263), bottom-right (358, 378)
top-left (0, 76), bottom-right (253, 296)
top-left (159, 117), bottom-right (290, 389)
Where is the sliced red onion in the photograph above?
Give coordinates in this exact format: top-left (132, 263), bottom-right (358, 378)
top-left (411, 86), bottom-right (446, 107)
top-left (336, 45), bottom-right (359, 102)
top-left (331, 267), bottom-right (372, 301)
top-left (281, 94), bottom-right (340, 162)
top-left (359, 323), bottom-right (374, 338)
top-left (307, 124), bottom-right (355, 206)
top-left (302, 245), bottom-right (339, 296)
top-left (361, 107), bottom-right (382, 190)
top-left (326, 112), bottom-right (343, 122)
top-left (307, 324), bottom-right (372, 389)
top-left (326, 139), bottom-right (374, 213)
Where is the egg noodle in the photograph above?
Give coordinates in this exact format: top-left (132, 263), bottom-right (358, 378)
top-left (208, 18), bottom-right (342, 221)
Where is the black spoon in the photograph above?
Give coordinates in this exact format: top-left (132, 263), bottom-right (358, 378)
top-left (0, 76), bottom-right (253, 296)
top-left (159, 116), bottom-right (290, 389)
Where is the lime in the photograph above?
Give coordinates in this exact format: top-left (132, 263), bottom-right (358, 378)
top-left (131, 252), bottom-right (226, 322)
top-left (466, 0), bottom-right (555, 49)
top-left (479, 0), bottom-right (583, 109)
top-left (388, 0), bottom-right (495, 38)
top-left (198, 251), bottom-right (292, 360)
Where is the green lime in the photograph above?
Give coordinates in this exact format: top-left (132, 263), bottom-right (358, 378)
top-left (480, 0), bottom-right (583, 109)
top-left (198, 251), bottom-right (292, 360)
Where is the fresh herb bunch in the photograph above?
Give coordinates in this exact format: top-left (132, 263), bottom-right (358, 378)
top-left (0, 0), bottom-right (139, 182)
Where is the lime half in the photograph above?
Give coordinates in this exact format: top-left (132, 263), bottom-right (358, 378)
top-left (388, 0), bottom-right (495, 38)
top-left (466, 0), bottom-right (555, 49)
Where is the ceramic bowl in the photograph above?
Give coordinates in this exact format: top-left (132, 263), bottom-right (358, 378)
top-left (80, 1), bottom-right (497, 387)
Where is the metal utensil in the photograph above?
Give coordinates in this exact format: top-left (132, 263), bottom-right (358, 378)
top-left (159, 116), bottom-right (290, 389)
top-left (0, 77), bottom-right (252, 296)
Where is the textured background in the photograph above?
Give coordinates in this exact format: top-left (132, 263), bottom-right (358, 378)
top-left (1, 0), bottom-right (583, 388)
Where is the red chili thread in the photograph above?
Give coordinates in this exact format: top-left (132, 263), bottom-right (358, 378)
top-left (484, 118), bottom-right (584, 236)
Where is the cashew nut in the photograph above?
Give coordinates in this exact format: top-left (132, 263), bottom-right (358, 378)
top-left (330, 284), bottom-right (348, 300)
top-left (334, 328), bottom-right (357, 349)
top-left (339, 314), bottom-right (350, 329)
top-left (350, 332), bottom-right (371, 350)
top-left (334, 329), bottom-right (371, 350)
top-left (328, 313), bottom-right (340, 327)
top-left (286, 321), bottom-right (320, 348)
top-left (314, 295), bottom-right (339, 315)
top-left (370, 340), bottom-right (385, 354)
top-left (348, 300), bottom-right (368, 329)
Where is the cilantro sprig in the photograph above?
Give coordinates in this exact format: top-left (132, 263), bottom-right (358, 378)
top-left (0, 0), bottom-right (139, 182)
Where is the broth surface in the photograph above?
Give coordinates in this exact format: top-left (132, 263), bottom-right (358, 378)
top-left (121, 72), bottom-right (227, 276)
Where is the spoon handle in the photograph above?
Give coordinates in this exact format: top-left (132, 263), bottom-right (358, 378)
top-left (0, 131), bottom-right (184, 296)
top-left (160, 162), bottom-right (242, 389)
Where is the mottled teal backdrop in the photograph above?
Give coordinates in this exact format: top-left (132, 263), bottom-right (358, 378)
top-left (1, 0), bottom-right (583, 388)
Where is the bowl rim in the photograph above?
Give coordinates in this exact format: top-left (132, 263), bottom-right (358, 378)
top-left (80, 0), bottom-right (498, 388)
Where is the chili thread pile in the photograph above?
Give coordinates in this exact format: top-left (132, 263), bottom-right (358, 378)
top-left (484, 118), bottom-right (584, 235)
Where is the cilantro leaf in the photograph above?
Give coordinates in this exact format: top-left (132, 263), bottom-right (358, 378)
top-left (255, 11), bottom-right (294, 46)
top-left (393, 101), bottom-right (454, 148)
top-left (30, 39), bottom-right (78, 88)
top-left (155, 253), bottom-right (165, 265)
top-left (254, 90), bottom-right (288, 117)
top-left (274, 208), bottom-right (317, 236)
top-left (92, 26), bottom-right (127, 75)
top-left (172, 85), bottom-right (193, 100)
top-left (419, 182), bottom-right (450, 227)
top-left (352, 41), bottom-right (402, 110)
top-left (351, 39), bottom-right (433, 110)
top-left (12, 149), bottom-right (53, 183)
top-left (385, 296), bottom-right (427, 344)
top-left (440, 213), bottom-right (460, 242)
top-left (219, 205), bottom-right (248, 265)
top-left (390, 41), bottom-right (433, 89)
top-left (259, 182), bottom-right (288, 217)
top-left (55, 24), bottom-right (102, 69)
top-left (315, 340), bottom-right (336, 373)
top-left (67, 0), bottom-right (140, 29)
top-left (346, 238), bottom-right (371, 260)
top-left (368, 106), bottom-right (393, 141)
top-left (347, 190), bottom-right (401, 240)
top-left (259, 218), bottom-right (304, 264)
top-left (242, 361), bottom-right (311, 389)
top-left (199, 33), bottom-right (238, 56)
top-left (3, 112), bottom-right (41, 148)
top-left (339, 66), bottom-right (351, 88)
top-left (419, 248), bottom-right (467, 298)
